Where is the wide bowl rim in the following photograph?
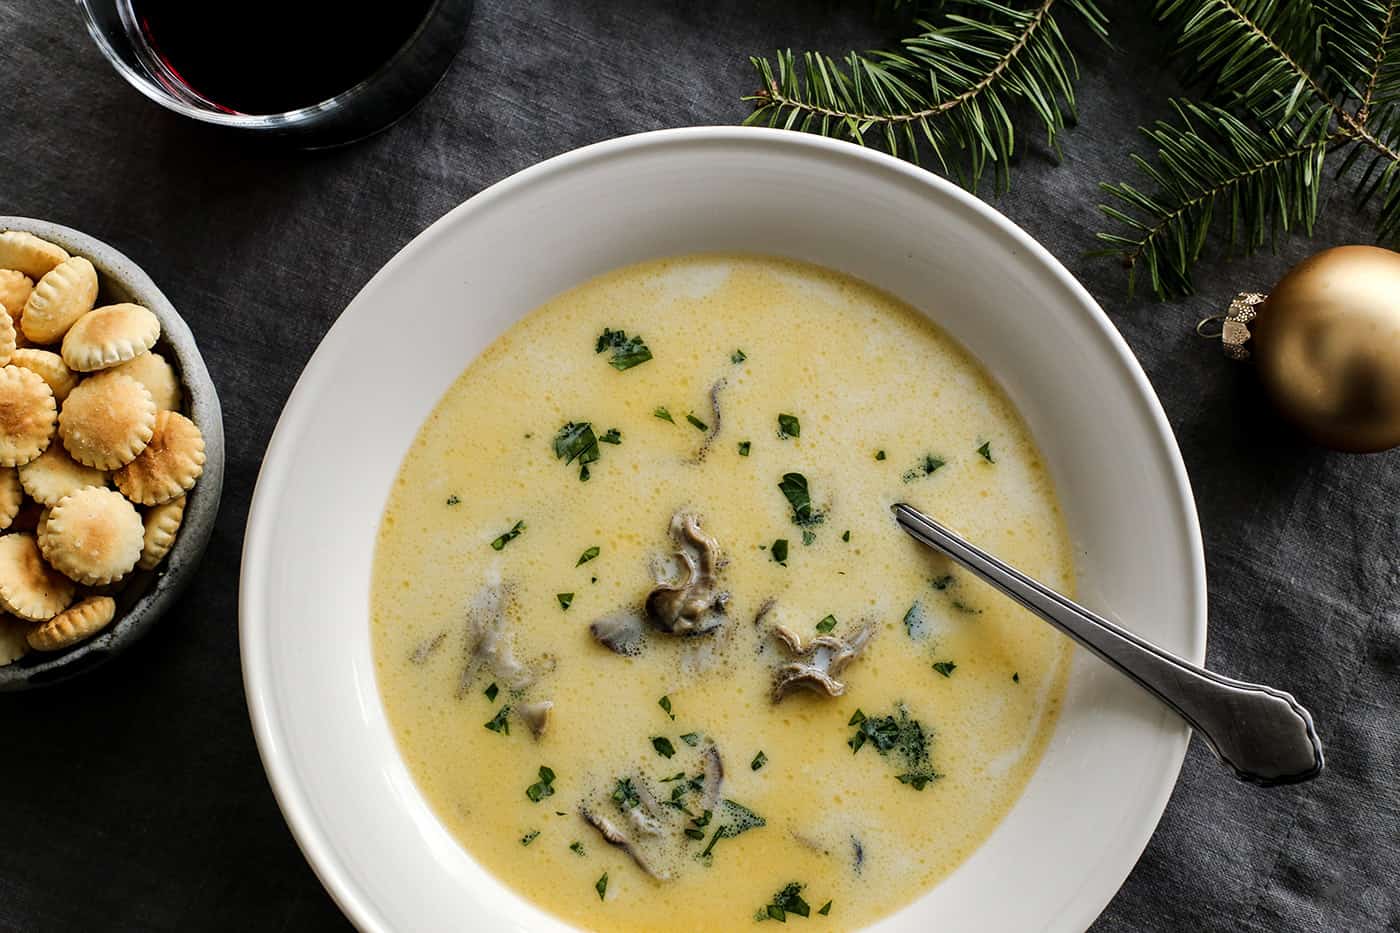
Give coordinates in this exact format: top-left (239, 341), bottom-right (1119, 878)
top-left (0, 215), bottom-right (225, 689)
top-left (240, 126), bottom-right (1206, 932)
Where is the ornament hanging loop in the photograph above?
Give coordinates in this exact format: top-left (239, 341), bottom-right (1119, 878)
top-left (1195, 315), bottom-right (1226, 339)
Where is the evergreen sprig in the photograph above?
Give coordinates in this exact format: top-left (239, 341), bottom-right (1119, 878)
top-left (744, 0), bottom-right (1109, 192)
top-left (741, 0), bottom-right (1400, 300)
top-left (1097, 0), bottom-right (1400, 296)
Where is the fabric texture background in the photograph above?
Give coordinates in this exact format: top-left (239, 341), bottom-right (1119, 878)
top-left (1, 2), bottom-right (1396, 931)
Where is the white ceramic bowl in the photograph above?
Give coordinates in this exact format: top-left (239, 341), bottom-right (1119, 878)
top-left (241, 128), bottom-right (1206, 932)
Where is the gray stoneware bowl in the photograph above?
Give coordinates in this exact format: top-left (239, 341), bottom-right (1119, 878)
top-left (0, 217), bottom-right (224, 690)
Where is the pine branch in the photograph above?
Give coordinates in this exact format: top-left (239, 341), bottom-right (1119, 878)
top-left (744, 0), bottom-right (1109, 191)
top-left (1095, 101), bottom-right (1333, 297)
top-left (1099, 0), bottom-right (1400, 296)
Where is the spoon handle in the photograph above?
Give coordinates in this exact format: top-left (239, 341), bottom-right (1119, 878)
top-left (893, 504), bottom-right (1324, 786)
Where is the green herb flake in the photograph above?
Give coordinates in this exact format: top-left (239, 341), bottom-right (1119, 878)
top-left (751, 750), bottom-right (768, 771)
top-left (557, 593), bottom-right (574, 611)
top-left (595, 328), bottom-right (653, 371)
top-left (599, 428), bottom-right (622, 445)
top-left (654, 406), bottom-right (675, 423)
top-left (520, 830), bottom-right (540, 846)
top-left (875, 450), bottom-right (886, 461)
top-left (846, 704), bottom-right (941, 790)
top-left (815, 614), bottom-right (838, 634)
top-left (700, 798), bottom-right (767, 858)
top-left (732, 349), bottom-right (748, 363)
top-left (680, 732), bottom-right (701, 746)
top-left (903, 603), bottom-right (926, 640)
top-left (612, 777), bottom-right (641, 809)
top-left (952, 599), bottom-right (982, 615)
top-left (758, 883), bottom-right (811, 923)
top-left (819, 901), bottom-right (832, 916)
top-left (445, 494), bottom-right (460, 506)
top-left (902, 454), bottom-right (946, 482)
top-left (595, 871), bottom-right (609, 901)
top-left (931, 574), bottom-right (955, 590)
top-left (484, 705), bottom-right (511, 734)
top-left (848, 709), bottom-right (866, 726)
top-left (932, 660), bottom-right (957, 678)
top-left (777, 413), bottom-right (801, 438)
top-left (490, 520), bottom-right (526, 551)
top-left (738, 440), bottom-right (751, 457)
top-left (1013, 672), bottom-right (1020, 683)
top-left (553, 422), bottom-right (600, 480)
top-left (685, 412), bottom-right (709, 432)
top-left (801, 529), bottom-right (816, 546)
top-left (841, 529), bottom-right (850, 542)
top-left (569, 840), bottom-right (585, 856)
top-left (659, 695), bottom-right (674, 719)
top-left (977, 441), bottom-right (995, 462)
top-left (771, 539), bottom-right (789, 565)
top-left (652, 736), bottom-right (677, 759)
top-left (525, 765), bottom-right (556, 803)
top-left (484, 682), bottom-right (499, 702)
top-left (684, 827), bottom-right (705, 840)
top-left (577, 546), bottom-right (600, 566)
top-left (778, 472), bottom-right (823, 526)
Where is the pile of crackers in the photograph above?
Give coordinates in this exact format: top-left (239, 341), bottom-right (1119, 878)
top-left (0, 230), bottom-right (206, 665)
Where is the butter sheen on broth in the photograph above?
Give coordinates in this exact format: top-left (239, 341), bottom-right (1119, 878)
top-left (372, 255), bottom-right (1074, 932)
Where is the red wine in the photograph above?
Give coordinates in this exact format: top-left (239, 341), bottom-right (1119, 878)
top-left (130, 0), bottom-right (437, 115)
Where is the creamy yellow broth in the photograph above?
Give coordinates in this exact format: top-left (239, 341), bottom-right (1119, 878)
top-left (372, 255), bottom-right (1073, 932)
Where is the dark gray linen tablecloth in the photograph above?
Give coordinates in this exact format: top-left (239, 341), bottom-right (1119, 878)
top-left (1, 2), bottom-right (1396, 931)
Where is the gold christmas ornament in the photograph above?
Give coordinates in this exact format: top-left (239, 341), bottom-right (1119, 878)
top-left (1202, 246), bottom-right (1400, 453)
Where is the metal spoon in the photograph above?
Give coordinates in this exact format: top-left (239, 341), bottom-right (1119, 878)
top-left (892, 503), bottom-right (1324, 786)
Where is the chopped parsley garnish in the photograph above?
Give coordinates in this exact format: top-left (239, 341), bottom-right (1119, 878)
top-left (848, 709), bottom-right (866, 726)
top-left (557, 593), bottom-right (574, 610)
top-left (819, 901), bottom-right (832, 916)
top-left (932, 660), bottom-right (957, 677)
top-left (484, 682), bottom-right (499, 702)
top-left (685, 412), bottom-right (709, 432)
top-left (1013, 672), bottom-right (1021, 683)
top-left (525, 766), bottom-right (556, 802)
top-left (652, 736), bottom-right (677, 758)
top-left (751, 750), bottom-right (768, 771)
top-left (903, 603), bottom-right (926, 640)
top-left (801, 529), bottom-right (816, 546)
top-left (553, 422), bottom-right (600, 480)
top-left (680, 732), bottom-right (701, 746)
top-left (570, 840), bottom-right (585, 856)
top-left (659, 695), bottom-right (674, 718)
top-left (778, 472), bottom-right (823, 526)
top-left (731, 349), bottom-right (747, 364)
top-left (490, 520), bottom-right (525, 550)
top-left (612, 777), bottom-right (641, 809)
top-left (595, 328), bottom-right (653, 370)
top-left (777, 413), bottom-right (800, 438)
top-left (520, 830), bottom-right (539, 846)
top-left (684, 827), bottom-right (705, 840)
top-left (902, 454), bottom-right (946, 482)
top-left (841, 529), bottom-right (850, 542)
top-left (952, 599), bottom-right (982, 615)
top-left (660, 771), bottom-right (687, 782)
top-left (446, 494), bottom-right (460, 506)
top-left (484, 705), bottom-right (511, 734)
top-left (757, 882), bottom-right (811, 922)
top-left (577, 546), bottom-right (600, 566)
top-left (595, 871), bottom-right (608, 901)
top-left (654, 406), bottom-right (675, 423)
top-left (815, 615), bottom-right (838, 634)
top-left (699, 798), bottom-right (766, 858)
top-left (599, 428), bottom-right (622, 445)
top-left (875, 450), bottom-right (886, 461)
top-left (977, 441), bottom-right (995, 462)
top-left (930, 574), bottom-right (955, 590)
top-left (846, 704), bottom-right (941, 790)
top-left (771, 539), bottom-right (789, 565)
top-left (738, 440), bottom-right (751, 456)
